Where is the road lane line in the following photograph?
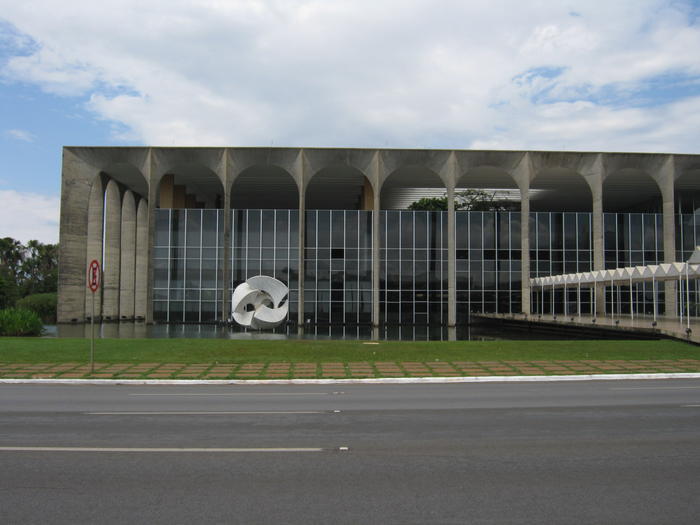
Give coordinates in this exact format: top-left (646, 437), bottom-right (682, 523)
top-left (85, 411), bottom-right (324, 415)
top-left (128, 393), bottom-right (331, 396)
top-left (682, 404), bottom-right (700, 407)
top-left (610, 386), bottom-right (700, 390)
top-left (0, 446), bottom-right (324, 453)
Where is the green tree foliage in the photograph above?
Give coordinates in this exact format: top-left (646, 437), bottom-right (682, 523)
top-left (408, 189), bottom-right (519, 212)
top-left (0, 237), bottom-right (59, 307)
top-left (15, 293), bottom-right (57, 323)
top-left (0, 307), bottom-right (44, 336)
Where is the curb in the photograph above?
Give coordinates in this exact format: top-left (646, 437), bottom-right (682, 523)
top-left (2, 372), bottom-right (700, 385)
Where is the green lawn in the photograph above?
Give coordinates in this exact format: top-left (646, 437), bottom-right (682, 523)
top-left (0, 337), bottom-right (698, 364)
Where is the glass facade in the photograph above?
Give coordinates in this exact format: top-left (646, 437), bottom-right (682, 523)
top-left (456, 211), bottom-right (521, 317)
top-left (152, 209), bottom-right (699, 324)
top-left (153, 209), bottom-right (224, 322)
top-left (602, 213), bottom-right (664, 315)
top-left (231, 209), bottom-right (300, 320)
top-left (304, 210), bottom-right (373, 324)
top-left (380, 211), bottom-right (448, 324)
top-left (530, 212), bottom-right (593, 314)
top-left (677, 213), bottom-right (700, 317)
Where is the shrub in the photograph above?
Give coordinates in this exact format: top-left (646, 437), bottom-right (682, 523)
top-left (15, 292), bottom-right (57, 323)
top-left (0, 308), bottom-right (44, 336)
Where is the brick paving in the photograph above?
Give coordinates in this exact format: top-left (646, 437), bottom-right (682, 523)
top-left (1, 359), bottom-right (700, 379)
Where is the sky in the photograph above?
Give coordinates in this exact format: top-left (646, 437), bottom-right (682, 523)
top-left (1, 0), bottom-right (700, 243)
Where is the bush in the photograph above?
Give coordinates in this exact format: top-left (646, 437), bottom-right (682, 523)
top-left (0, 308), bottom-right (44, 336)
top-left (15, 292), bottom-right (57, 323)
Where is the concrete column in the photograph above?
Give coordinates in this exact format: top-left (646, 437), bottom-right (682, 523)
top-left (119, 190), bottom-right (136, 320)
top-left (134, 198), bottom-right (148, 320)
top-left (590, 172), bottom-right (605, 315)
top-left (520, 188), bottom-right (531, 314)
top-left (372, 188), bottom-right (381, 327)
top-left (102, 179), bottom-right (121, 320)
top-left (146, 151), bottom-right (158, 324)
top-left (660, 158), bottom-right (677, 317)
top-left (84, 176), bottom-right (105, 321)
top-left (222, 186), bottom-right (232, 320)
top-left (447, 185), bottom-right (456, 325)
top-left (297, 184), bottom-right (306, 327)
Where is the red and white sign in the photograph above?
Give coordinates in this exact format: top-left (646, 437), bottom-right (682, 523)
top-left (87, 259), bottom-right (101, 293)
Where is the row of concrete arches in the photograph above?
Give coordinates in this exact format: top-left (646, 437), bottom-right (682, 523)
top-left (85, 175), bottom-right (148, 321)
top-left (96, 161), bottom-right (700, 214)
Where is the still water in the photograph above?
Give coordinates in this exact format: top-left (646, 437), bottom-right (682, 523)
top-left (44, 321), bottom-right (596, 341)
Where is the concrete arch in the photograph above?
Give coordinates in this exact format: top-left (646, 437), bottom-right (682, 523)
top-left (231, 165), bottom-right (299, 209)
top-left (675, 166), bottom-right (700, 214)
top-left (102, 179), bottom-right (122, 320)
top-left (155, 162), bottom-right (224, 209)
top-left (457, 165), bottom-right (521, 210)
top-left (84, 174), bottom-right (106, 320)
top-left (152, 148), bottom-right (226, 192)
top-left (380, 165), bottom-right (446, 210)
top-left (531, 167), bottom-right (593, 212)
top-left (305, 164), bottom-right (375, 210)
top-left (602, 168), bottom-right (662, 212)
top-left (119, 190), bottom-right (137, 320)
top-left (134, 198), bottom-right (148, 320)
top-left (101, 162), bottom-right (148, 199)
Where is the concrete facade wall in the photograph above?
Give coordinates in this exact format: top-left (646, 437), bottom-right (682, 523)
top-left (58, 147), bottom-right (700, 324)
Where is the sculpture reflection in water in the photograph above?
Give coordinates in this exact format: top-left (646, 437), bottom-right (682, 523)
top-left (231, 276), bottom-right (289, 329)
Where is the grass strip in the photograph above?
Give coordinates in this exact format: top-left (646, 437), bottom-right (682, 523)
top-left (0, 337), bottom-right (698, 364)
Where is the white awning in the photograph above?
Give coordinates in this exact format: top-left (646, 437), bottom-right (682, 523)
top-left (531, 247), bottom-right (700, 288)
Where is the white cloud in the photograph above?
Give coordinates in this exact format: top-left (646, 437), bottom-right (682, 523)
top-left (1, 0), bottom-right (699, 152)
top-left (0, 190), bottom-right (59, 244)
top-left (4, 128), bottom-right (36, 142)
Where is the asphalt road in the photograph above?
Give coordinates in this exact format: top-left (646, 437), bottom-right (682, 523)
top-left (1, 379), bottom-right (700, 524)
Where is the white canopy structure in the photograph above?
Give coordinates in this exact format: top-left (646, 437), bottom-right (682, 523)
top-left (530, 246), bottom-right (700, 328)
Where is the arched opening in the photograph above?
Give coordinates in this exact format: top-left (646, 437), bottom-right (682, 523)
top-left (305, 165), bottom-right (374, 325)
top-left (153, 164), bottom-right (225, 323)
top-left (603, 169), bottom-right (663, 315)
top-left (380, 166), bottom-right (446, 325)
top-left (531, 168), bottom-right (594, 315)
top-left (456, 166), bottom-right (522, 315)
top-left (230, 165), bottom-right (300, 326)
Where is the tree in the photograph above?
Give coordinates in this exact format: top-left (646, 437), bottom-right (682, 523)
top-left (408, 189), bottom-right (519, 211)
top-left (0, 237), bottom-right (59, 302)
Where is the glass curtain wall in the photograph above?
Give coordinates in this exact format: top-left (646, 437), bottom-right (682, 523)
top-left (677, 213), bottom-right (700, 317)
top-left (604, 213), bottom-right (663, 315)
top-left (153, 209), bottom-right (224, 322)
top-left (456, 211), bottom-right (522, 317)
top-left (304, 210), bottom-right (372, 324)
top-left (530, 212), bottom-right (593, 315)
top-left (380, 211), bottom-right (448, 324)
top-left (231, 209), bottom-right (299, 320)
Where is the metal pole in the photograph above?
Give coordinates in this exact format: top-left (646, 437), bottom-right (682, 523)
top-left (577, 282), bottom-right (581, 320)
top-left (687, 263), bottom-right (691, 331)
top-left (653, 276), bottom-right (657, 322)
top-left (630, 277), bottom-right (633, 322)
top-left (90, 291), bottom-right (95, 374)
top-left (679, 276), bottom-right (683, 326)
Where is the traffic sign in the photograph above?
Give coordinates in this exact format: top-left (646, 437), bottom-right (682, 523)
top-left (88, 259), bottom-right (100, 293)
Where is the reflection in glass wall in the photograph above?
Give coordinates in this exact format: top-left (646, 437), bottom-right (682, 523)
top-left (677, 213), bottom-right (700, 316)
top-left (304, 210), bottom-right (372, 324)
top-left (153, 209), bottom-right (224, 322)
top-left (603, 213), bottom-right (663, 315)
top-left (456, 211), bottom-right (522, 317)
top-left (380, 211), bottom-right (448, 324)
top-left (530, 212), bottom-right (593, 315)
top-left (232, 210), bottom-right (299, 320)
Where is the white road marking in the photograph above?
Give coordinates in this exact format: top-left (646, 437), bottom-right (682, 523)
top-left (85, 411), bottom-right (324, 415)
top-left (610, 386), bottom-right (700, 390)
top-left (0, 446), bottom-right (324, 453)
top-left (682, 404), bottom-right (700, 407)
top-left (128, 393), bottom-right (331, 396)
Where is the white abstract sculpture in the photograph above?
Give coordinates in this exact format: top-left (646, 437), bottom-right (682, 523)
top-left (231, 276), bottom-right (289, 329)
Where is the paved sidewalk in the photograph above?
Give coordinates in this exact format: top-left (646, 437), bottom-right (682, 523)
top-left (2, 359), bottom-right (700, 379)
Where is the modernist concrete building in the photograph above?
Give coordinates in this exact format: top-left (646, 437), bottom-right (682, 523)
top-left (57, 147), bottom-right (700, 326)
